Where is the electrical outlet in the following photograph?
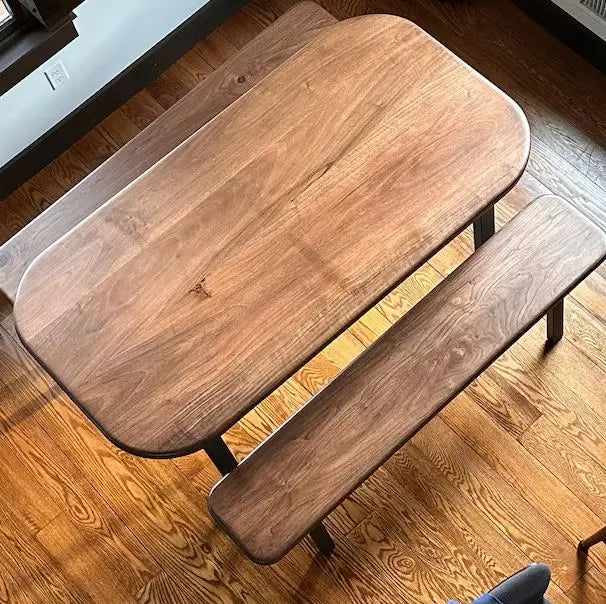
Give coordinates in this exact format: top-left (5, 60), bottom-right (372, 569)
top-left (45, 61), bottom-right (69, 90)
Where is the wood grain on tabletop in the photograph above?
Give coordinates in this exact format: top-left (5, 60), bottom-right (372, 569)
top-left (14, 14), bottom-right (529, 457)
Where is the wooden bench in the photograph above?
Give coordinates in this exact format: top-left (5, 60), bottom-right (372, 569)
top-left (0, 1), bottom-right (336, 305)
top-left (208, 195), bottom-right (606, 564)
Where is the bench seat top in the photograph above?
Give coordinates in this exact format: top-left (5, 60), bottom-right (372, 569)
top-left (208, 195), bottom-right (606, 564)
top-left (14, 14), bottom-right (528, 457)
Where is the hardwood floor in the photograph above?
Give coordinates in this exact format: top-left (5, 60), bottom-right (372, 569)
top-left (0, 0), bottom-right (604, 601)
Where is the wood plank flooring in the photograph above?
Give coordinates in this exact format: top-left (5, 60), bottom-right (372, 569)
top-left (0, 1), bottom-right (604, 601)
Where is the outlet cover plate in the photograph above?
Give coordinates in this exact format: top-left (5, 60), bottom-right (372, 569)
top-left (45, 61), bottom-right (69, 90)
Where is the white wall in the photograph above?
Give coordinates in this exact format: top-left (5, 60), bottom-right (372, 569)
top-left (0, 0), bottom-right (210, 167)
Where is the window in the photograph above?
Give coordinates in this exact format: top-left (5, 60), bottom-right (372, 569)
top-left (0, 0), bottom-right (15, 39)
top-left (0, 2), bottom-right (11, 26)
top-left (0, 1), bottom-right (82, 94)
top-left (0, 0), bottom-right (32, 46)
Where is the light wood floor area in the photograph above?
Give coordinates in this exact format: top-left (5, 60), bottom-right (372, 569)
top-left (0, 1), bottom-right (605, 602)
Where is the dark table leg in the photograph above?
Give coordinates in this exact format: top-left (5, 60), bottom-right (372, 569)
top-left (308, 522), bottom-right (335, 555)
top-left (473, 205), bottom-right (495, 249)
top-left (547, 298), bottom-right (564, 346)
top-left (205, 436), bottom-right (238, 475)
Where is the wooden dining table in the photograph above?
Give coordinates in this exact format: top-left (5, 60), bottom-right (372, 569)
top-left (13, 15), bottom-right (530, 468)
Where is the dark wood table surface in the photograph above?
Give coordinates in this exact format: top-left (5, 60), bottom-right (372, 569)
top-left (13, 15), bottom-right (530, 458)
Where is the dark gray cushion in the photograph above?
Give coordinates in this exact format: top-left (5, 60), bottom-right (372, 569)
top-left (488, 564), bottom-right (551, 604)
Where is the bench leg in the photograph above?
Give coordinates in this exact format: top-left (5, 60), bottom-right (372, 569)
top-left (205, 437), bottom-right (238, 476)
top-left (308, 522), bottom-right (335, 556)
top-left (578, 525), bottom-right (606, 552)
top-left (473, 205), bottom-right (495, 249)
top-left (546, 298), bottom-right (564, 346)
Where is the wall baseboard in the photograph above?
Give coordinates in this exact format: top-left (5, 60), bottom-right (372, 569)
top-left (0, 0), bottom-right (248, 200)
top-left (512, 0), bottom-right (606, 74)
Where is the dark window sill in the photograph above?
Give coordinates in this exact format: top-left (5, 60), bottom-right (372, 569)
top-left (0, 15), bottom-right (77, 95)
